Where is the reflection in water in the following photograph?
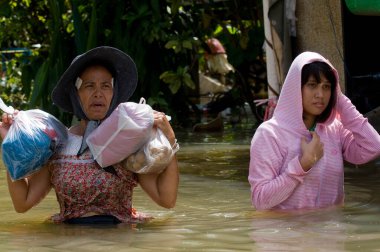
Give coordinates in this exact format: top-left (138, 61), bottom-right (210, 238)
top-left (1, 121), bottom-right (380, 251)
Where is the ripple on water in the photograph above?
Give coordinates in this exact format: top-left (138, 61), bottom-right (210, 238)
top-left (2, 126), bottom-right (380, 251)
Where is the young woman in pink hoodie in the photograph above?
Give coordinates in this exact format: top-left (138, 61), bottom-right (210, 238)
top-left (248, 51), bottom-right (380, 210)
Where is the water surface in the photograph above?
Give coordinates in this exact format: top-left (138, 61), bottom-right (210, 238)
top-left (1, 120), bottom-right (380, 251)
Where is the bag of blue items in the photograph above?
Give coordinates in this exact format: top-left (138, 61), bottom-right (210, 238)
top-left (1, 109), bottom-right (68, 181)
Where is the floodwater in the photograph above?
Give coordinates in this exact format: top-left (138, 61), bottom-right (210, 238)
top-left (1, 116), bottom-right (380, 251)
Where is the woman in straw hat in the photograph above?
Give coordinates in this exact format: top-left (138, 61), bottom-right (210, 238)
top-left (0, 46), bottom-right (179, 224)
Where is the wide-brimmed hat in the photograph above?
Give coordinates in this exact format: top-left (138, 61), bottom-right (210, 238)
top-left (52, 46), bottom-right (138, 119)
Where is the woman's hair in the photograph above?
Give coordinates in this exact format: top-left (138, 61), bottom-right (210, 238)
top-left (301, 61), bottom-right (337, 123)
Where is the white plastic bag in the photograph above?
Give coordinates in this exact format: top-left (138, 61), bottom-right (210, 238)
top-left (86, 98), bottom-right (154, 167)
top-left (122, 128), bottom-right (179, 174)
top-left (1, 109), bottom-right (68, 180)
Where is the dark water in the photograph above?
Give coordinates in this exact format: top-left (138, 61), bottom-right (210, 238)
top-left (1, 116), bottom-right (380, 251)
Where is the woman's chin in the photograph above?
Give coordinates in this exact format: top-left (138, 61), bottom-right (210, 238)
top-left (87, 112), bottom-right (107, 121)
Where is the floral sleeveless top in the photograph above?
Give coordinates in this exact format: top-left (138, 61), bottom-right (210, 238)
top-left (49, 133), bottom-right (149, 223)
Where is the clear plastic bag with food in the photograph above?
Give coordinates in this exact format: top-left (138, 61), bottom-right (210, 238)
top-left (122, 128), bottom-right (179, 174)
top-left (1, 109), bottom-right (68, 181)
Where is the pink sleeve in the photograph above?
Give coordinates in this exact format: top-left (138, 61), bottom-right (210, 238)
top-left (248, 126), bottom-right (308, 210)
top-left (337, 94), bottom-right (380, 164)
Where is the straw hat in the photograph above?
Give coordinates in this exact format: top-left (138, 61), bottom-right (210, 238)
top-left (52, 46), bottom-right (138, 119)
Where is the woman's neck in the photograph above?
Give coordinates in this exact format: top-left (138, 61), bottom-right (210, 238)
top-left (303, 115), bottom-right (316, 131)
top-left (69, 120), bottom-right (88, 136)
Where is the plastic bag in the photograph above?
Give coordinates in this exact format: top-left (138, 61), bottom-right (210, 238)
top-left (122, 128), bottom-right (179, 174)
top-left (86, 98), bottom-right (154, 167)
top-left (1, 109), bottom-right (68, 181)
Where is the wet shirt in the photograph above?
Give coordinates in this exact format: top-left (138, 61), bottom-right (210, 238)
top-left (49, 133), bottom-right (148, 223)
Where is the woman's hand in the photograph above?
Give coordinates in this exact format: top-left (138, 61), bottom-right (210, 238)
top-left (153, 111), bottom-right (176, 145)
top-left (0, 111), bottom-right (18, 139)
top-left (137, 110), bottom-right (179, 209)
top-left (300, 131), bottom-right (324, 171)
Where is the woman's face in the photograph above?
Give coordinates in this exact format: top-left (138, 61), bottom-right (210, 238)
top-left (302, 73), bottom-right (332, 122)
top-left (78, 65), bottom-right (114, 120)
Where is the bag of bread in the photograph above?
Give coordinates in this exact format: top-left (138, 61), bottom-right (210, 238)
top-left (122, 128), bottom-right (179, 174)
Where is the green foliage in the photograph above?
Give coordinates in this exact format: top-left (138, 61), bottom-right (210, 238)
top-left (0, 0), bottom-right (264, 127)
top-left (0, 57), bottom-right (28, 109)
top-left (160, 66), bottom-right (195, 94)
top-left (147, 91), bottom-right (169, 112)
top-left (165, 38), bottom-right (194, 54)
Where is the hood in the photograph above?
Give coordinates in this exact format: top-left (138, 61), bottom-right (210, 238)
top-left (272, 51), bottom-right (341, 130)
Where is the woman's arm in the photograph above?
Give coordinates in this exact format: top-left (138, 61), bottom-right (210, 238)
top-left (138, 156), bottom-right (179, 208)
top-left (7, 165), bottom-right (52, 213)
top-left (248, 126), bottom-right (309, 210)
top-left (1, 112), bottom-right (52, 212)
top-left (337, 94), bottom-right (380, 164)
top-left (137, 111), bottom-right (179, 208)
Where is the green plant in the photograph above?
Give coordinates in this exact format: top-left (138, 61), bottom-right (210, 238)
top-left (0, 0), bottom-right (265, 128)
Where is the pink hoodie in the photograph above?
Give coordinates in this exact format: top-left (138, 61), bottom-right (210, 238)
top-left (248, 52), bottom-right (380, 210)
